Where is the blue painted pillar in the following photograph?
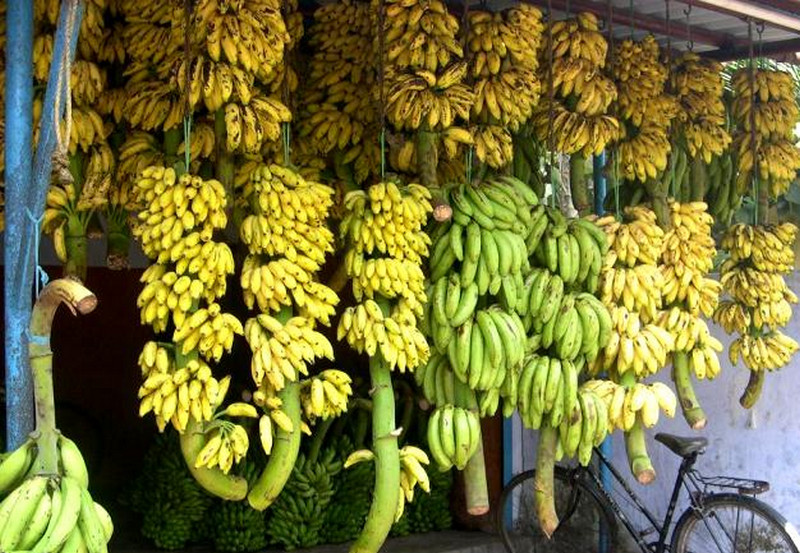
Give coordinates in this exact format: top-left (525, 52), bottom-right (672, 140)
top-left (4, 0), bottom-right (36, 450)
top-left (4, 0), bottom-right (84, 450)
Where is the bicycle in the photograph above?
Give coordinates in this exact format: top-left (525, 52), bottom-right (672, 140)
top-left (496, 432), bottom-right (800, 553)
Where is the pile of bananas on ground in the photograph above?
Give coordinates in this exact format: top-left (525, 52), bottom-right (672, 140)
top-left (0, 434), bottom-right (113, 553)
top-left (715, 222), bottom-right (799, 407)
top-left (338, 180), bottom-right (432, 371)
top-left (731, 67), bottom-right (800, 198)
top-left (467, 5), bottom-right (543, 168)
top-left (658, 202), bottom-right (724, 429)
top-left (592, 206), bottom-right (678, 483)
top-left (239, 164), bottom-right (351, 460)
top-left (611, 35), bottom-right (678, 182)
top-left (531, 13), bottom-right (619, 157)
top-left (671, 53), bottom-right (731, 164)
top-left (266, 449), bottom-right (342, 550)
top-left (297, 1), bottom-right (380, 182)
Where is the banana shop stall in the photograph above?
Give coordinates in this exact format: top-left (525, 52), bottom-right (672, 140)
top-left (2, 0), bottom-right (800, 552)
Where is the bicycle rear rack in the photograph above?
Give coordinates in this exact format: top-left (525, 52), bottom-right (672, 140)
top-left (699, 475), bottom-right (769, 495)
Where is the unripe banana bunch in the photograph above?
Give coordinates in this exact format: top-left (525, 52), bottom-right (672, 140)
top-left (338, 299), bottom-right (430, 372)
top-left (133, 166), bottom-right (228, 260)
top-left (426, 405), bottom-right (481, 471)
top-left (377, 0), bottom-right (463, 74)
top-left (384, 64), bottom-right (474, 132)
top-left (193, 420), bottom-right (251, 475)
top-left (299, 370), bottom-right (353, 422)
top-left (731, 68), bottom-right (800, 198)
top-left (729, 330), bottom-right (800, 372)
top-left (138, 341), bottom-right (232, 432)
top-left (593, 306), bottom-right (675, 378)
top-left (0, 471), bottom-right (113, 553)
top-left (721, 222), bottom-right (797, 272)
top-left (671, 53), bottom-right (730, 162)
top-left (414, 352), bottom-right (473, 406)
top-left (594, 207), bottom-right (664, 266)
top-left (556, 385), bottom-right (611, 466)
top-left (516, 354), bottom-right (582, 431)
top-left (245, 314), bottom-right (335, 391)
top-left (467, 8), bottom-right (542, 132)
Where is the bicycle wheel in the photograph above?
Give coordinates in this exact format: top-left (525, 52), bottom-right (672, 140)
top-left (672, 493), bottom-right (800, 553)
top-left (495, 466), bottom-right (620, 553)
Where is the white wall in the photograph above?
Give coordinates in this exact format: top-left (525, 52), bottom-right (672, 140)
top-left (514, 272), bottom-right (800, 529)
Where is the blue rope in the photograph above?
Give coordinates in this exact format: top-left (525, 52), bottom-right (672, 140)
top-left (25, 208), bottom-right (49, 298)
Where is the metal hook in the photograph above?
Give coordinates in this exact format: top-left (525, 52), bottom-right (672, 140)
top-left (684, 2), bottom-right (693, 51)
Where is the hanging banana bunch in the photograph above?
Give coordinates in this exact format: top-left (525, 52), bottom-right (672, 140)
top-left (657, 202), bottom-right (724, 429)
top-left (132, 166), bottom-right (249, 500)
top-left (590, 206), bottom-right (678, 484)
top-left (731, 67), bottom-right (800, 199)
top-left (531, 13), bottom-right (619, 157)
top-left (238, 164), bottom-right (348, 512)
top-left (337, 180), bottom-right (433, 553)
top-left (466, 5), bottom-right (543, 169)
top-left (715, 223), bottom-right (799, 408)
top-left (296, 1), bottom-right (380, 184)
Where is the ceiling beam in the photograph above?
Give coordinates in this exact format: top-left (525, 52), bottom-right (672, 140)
top-left (753, 0), bottom-right (800, 16)
top-left (683, 0), bottom-right (800, 34)
top-left (521, 0), bottom-right (743, 49)
top-left (705, 36), bottom-right (800, 60)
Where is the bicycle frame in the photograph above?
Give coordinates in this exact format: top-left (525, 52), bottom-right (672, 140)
top-left (578, 446), bottom-right (702, 553)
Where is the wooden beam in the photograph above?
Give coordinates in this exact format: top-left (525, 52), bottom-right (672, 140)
top-left (521, 0), bottom-right (743, 49)
top-left (684, 0), bottom-right (800, 34)
top-left (705, 36), bottom-right (800, 60)
top-left (751, 0), bottom-right (800, 17)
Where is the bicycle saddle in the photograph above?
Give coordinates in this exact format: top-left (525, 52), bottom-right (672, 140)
top-left (655, 433), bottom-right (708, 457)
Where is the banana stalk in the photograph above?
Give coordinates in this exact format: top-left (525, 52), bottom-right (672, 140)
top-left (672, 351), bottom-right (707, 429)
top-left (180, 416), bottom-right (248, 501)
top-left (247, 382), bottom-right (303, 510)
top-left (29, 279), bottom-right (97, 474)
top-left (643, 178), bottom-right (671, 228)
top-left (739, 370), bottom-right (765, 409)
top-left (416, 129), bottom-right (439, 188)
top-left (307, 417), bottom-right (334, 466)
top-left (689, 156), bottom-right (707, 202)
top-left (570, 154), bottom-right (591, 216)
top-left (104, 208), bottom-right (130, 270)
top-left (64, 212), bottom-right (89, 281)
top-left (534, 425), bottom-right (559, 538)
top-left (351, 329), bottom-right (400, 553)
top-left (456, 384), bottom-right (488, 516)
top-left (624, 418), bottom-right (655, 485)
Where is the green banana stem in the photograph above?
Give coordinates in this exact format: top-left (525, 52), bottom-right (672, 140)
top-left (163, 127), bottom-right (181, 166)
top-left (353, 407), bottom-right (370, 449)
top-left (569, 154), bottom-right (591, 216)
top-left (214, 109), bottom-right (236, 236)
top-left (624, 418), bottom-right (655, 485)
top-left (672, 351), bottom-right (707, 429)
top-left (643, 178), bottom-right (671, 229)
top-left (350, 353), bottom-right (400, 553)
top-left (29, 279), bottom-right (97, 474)
top-left (739, 370), bottom-right (765, 409)
top-left (534, 425), bottom-right (559, 538)
top-left (416, 129), bottom-right (439, 188)
top-left (457, 385), bottom-right (489, 516)
top-left (247, 381), bottom-right (303, 510)
top-left (689, 156), bottom-right (707, 201)
top-left (180, 416), bottom-right (248, 501)
top-left (395, 380), bottom-right (415, 445)
top-left (105, 207), bottom-right (130, 270)
top-left (307, 417), bottom-right (334, 466)
top-left (64, 213), bottom-right (89, 281)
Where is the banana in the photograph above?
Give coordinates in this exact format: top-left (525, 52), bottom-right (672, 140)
top-left (58, 436), bottom-right (90, 489)
top-left (0, 439), bottom-right (34, 495)
top-left (427, 408), bottom-right (452, 470)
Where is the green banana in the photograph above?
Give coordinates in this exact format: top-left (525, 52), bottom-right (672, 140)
top-left (467, 322), bottom-right (485, 390)
top-left (432, 277), bottom-right (449, 326)
top-left (480, 229), bottom-right (500, 276)
top-left (426, 409), bottom-right (452, 470)
top-left (439, 406), bottom-right (456, 462)
top-left (444, 274), bottom-right (462, 319)
top-left (476, 310), bottom-right (504, 370)
top-left (449, 223), bottom-right (465, 261)
top-left (451, 282), bottom-right (479, 327)
top-left (543, 358), bottom-right (563, 413)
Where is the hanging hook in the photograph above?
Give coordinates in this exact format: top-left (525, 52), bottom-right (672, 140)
top-left (684, 1), bottom-right (693, 51)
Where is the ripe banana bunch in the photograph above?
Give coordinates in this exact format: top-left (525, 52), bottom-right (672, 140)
top-left (616, 123), bottom-right (673, 182)
top-left (64, 106), bottom-right (108, 155)
top-left (671, 53), bottom-right (730, 162)
top-left (729, 331), bottom-right (800, 372)
top-left (384, 64), bottom-right (473, 132)
top-left (138, 341), bottom-right (232, 433)
top-left (556, 385), bottom-right (611, 466)
top-left (721, 222), bottom-right (797, 273)
top-left (593, 306), bottom-right (675, 378)
top-left (70, 60), bottom-right (106, 107)
top-left (398, 446), bottom-right (431, 507)
top-left (378, 0), bottom-right (463, 74)
top-left (172, 305), bottom-right (243, 362)
top-left (338, 299), bottom-right (430, 372)
top-left (516, 354), bottom-right (582, 431)
top-left (732, 68), bottom-right (800, 198)
top-left (612, 35), bottom-right (674, 126)
top-left (177, 120), bottom-right (216, 165)
top-left (299, 370), bottom-right (353, 422)
top-left (657, 308), bottom-right (724, 379)
top-left (467, 7), bottom-right (543, 133)
top-left (193, 421), bottom-right (251, 475)
top-left (600, 265), bottom-right (662, 321)
top-left (339, 181), bottom-right (433, 266)
top-left (350, 257), bottom-right (427, 315)
top-left (33, 34), bottom-right (54, 82)
top-left (594, 207), bottom-right (664, 267)
top-left (720, 267), bottom-right (793, 308)
top-left (472, 125), bottom-right (515, 168)
top-left (594, 380), bottom-right (676, 433)
top-left (245, 314), bottom-right (335, 391)
top-left (532, 13), bottom-right (619, 156)
top-left (114, 133), bottom-right (165, 201)
top-left (415, 352), bottom-right (474, 406)
top-left (715, 299), bottom-right (794, 335)
top-left (218, 96), bottom-right (291, 154)
top-left (427, 405), bottom-right (481, 471)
